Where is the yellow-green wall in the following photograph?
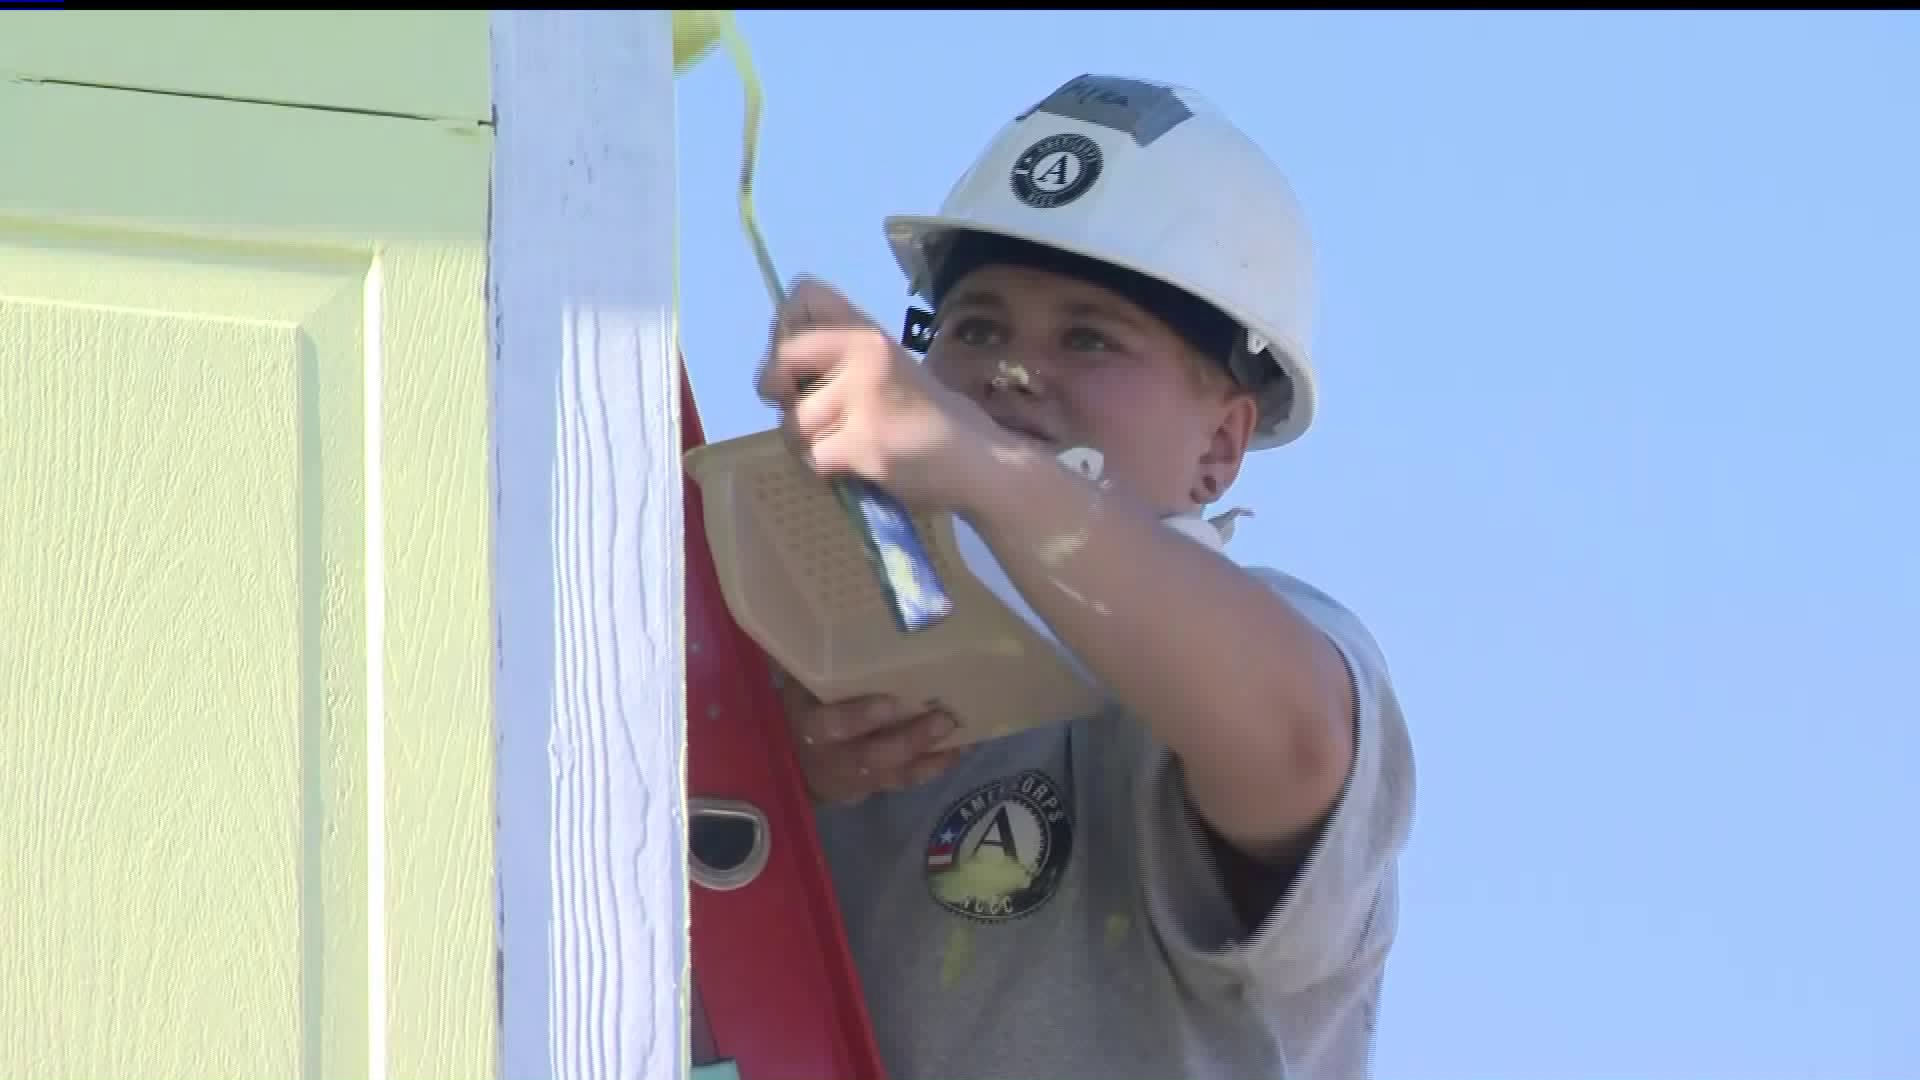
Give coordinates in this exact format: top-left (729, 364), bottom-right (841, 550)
top-left (0, 14), bottom-right (498, 1079)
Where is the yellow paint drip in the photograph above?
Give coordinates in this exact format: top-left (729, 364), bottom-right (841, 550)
top-left (939, 924), bottom-right (974, 988)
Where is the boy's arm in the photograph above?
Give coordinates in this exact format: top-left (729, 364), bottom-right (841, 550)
top-left (958, 441), bottom-right (1356, 865)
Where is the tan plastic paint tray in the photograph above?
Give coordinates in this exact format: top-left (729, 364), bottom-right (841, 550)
top-left (683, 429), bottom-right (1102, 750)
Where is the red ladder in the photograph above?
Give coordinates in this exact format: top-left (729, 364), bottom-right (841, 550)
top-left (682, 364), bottom-right (890, 1080)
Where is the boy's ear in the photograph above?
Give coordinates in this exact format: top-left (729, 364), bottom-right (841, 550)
top-left (1191, 392), bottom-right (1259, 505)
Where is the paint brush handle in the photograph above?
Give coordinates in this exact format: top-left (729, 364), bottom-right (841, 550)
top-left (794, 376), bottom-right (953, 634)
top-left (827, 474), bottom-right (953, 634)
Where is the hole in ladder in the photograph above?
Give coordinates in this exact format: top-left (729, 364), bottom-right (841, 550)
top-left (689, 797), bottom-right (770, 891)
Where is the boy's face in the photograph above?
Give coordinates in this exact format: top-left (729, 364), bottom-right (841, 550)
top-left (924, 262), bottom-right (1260, 514)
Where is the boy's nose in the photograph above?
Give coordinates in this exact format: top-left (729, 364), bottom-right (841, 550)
top-left (986, 358), bottom-right (1041, 397)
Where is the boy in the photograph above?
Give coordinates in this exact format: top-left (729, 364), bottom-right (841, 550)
top-left (757, 74), bottom-right (1415, 1080)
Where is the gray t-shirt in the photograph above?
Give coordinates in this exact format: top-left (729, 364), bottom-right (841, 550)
top-left (817, 566), bottom-right (1416, 1080)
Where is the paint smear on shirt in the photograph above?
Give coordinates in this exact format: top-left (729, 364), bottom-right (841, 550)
top-left (940, 924), bottom-right (974, 988)
top-left (930, 848), bottom-right (1034, 907)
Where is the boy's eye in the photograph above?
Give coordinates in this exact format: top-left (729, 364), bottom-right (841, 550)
top-left (1063, 326), bottom-right (1117, 352)
top-left (944, 316), bottom-right (1005, 348)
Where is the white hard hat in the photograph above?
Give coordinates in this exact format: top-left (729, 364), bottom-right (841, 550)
top-left (885, 74), bottom-right (1320, 451)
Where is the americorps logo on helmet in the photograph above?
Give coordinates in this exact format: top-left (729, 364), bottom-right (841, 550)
top-left (1009, 133), bottom-right (1104, 210)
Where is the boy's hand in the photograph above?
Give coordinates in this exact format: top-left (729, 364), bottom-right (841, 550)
top-left (775, 673), bottom-right (966, 806)
top-left (756, 277), bottom-right (1001, 512)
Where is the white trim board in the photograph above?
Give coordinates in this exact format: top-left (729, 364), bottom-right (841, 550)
top-left (490, 11), bottom-right (688, 1080)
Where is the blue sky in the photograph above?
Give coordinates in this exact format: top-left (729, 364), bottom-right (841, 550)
top-left (675, 12), bottom-right (1918, 1078)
